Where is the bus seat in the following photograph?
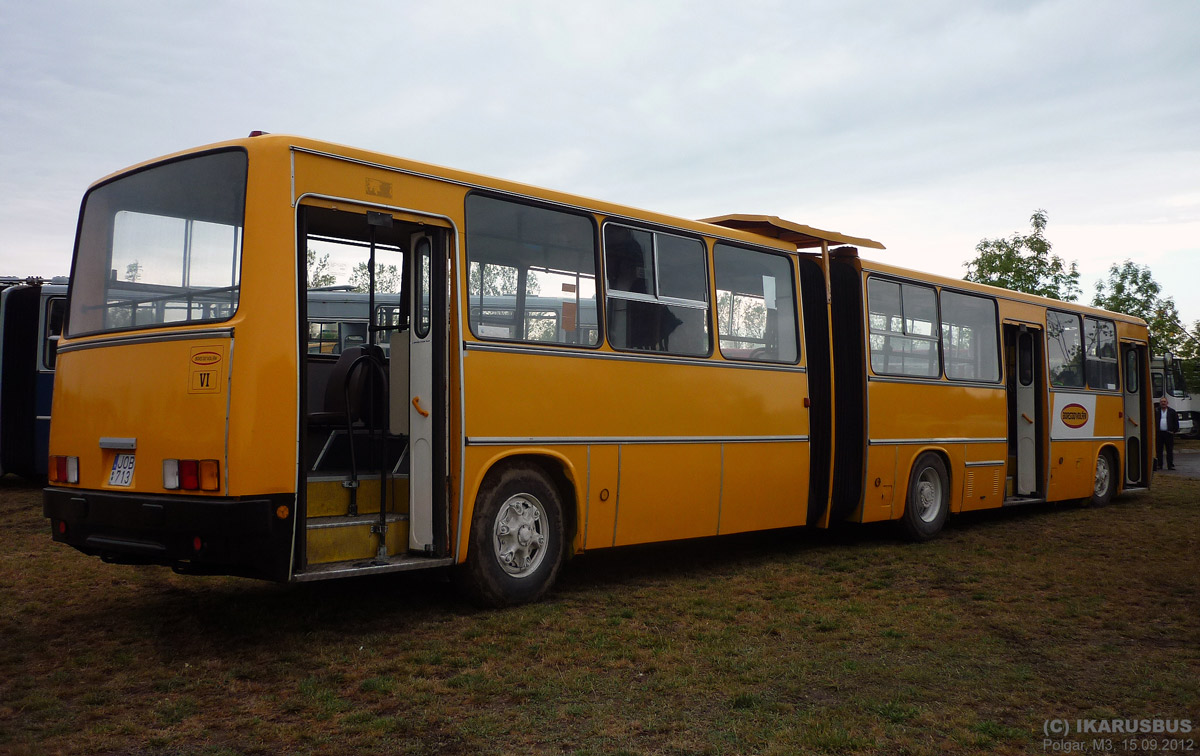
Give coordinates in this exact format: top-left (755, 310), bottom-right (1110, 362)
top-left (389, 329), bottom-right (409, 436)
top-left (308, 345), bottom-right (387, 429)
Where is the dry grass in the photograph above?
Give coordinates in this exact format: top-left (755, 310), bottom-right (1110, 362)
top-left (1, 474), bottom-right (1197, 755)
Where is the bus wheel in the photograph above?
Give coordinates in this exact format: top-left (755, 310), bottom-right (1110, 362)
top-left (900, 453), bottom-right (949, 541)
top-left (1090, 449), bottom-right (1116, 506)
top-left (458, 464), bottom-right (564, 607)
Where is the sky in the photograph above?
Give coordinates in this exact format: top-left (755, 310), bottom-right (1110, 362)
top-left (2, 0), bottom-right (1198, 326)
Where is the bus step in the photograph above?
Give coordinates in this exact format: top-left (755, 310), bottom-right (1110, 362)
top-left (306, 476), bottom-right (409, 517)
top-left (293, 554), bottom-right (455, 583)
top-left (306, 512), bottom-right (409, 565)
top-left (1002, 496), bottom-right (1047, 506)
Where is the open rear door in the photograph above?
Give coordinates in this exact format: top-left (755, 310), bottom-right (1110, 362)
top-left (1015, 330), bottom-right (1038, 495)
top-left (1122, 343), bottom-right (1147, 486)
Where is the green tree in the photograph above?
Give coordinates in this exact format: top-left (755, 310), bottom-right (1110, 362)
top-left (964, 210), bottom-right (1081, 301)
top-left (124, 261), bottom-right (142, 283)
top-left (468, 262), bottom-right (539, 298)
top-left (348, 261), bottom-right (401, 293)
top-left (1092, 260), bottom-right (1184, 355)
top-left (307, 249), bottom-right (336, 288)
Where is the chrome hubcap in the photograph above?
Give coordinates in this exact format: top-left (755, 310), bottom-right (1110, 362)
top-left (493, 493), bottom-right (547, 578)
top-left (916, 468), bottom-right (943, 523)
top-left (1095, 455), bottom-right (1110, 498)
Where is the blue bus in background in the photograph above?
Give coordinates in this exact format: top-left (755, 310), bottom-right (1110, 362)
top-left (0, 277), bottom-right (67, 478)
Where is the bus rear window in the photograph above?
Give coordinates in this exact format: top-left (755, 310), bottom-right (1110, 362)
top-left (68, 150), bottom-right (247, 337)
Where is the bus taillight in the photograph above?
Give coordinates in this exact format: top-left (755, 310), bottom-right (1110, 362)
top-left (163, 459), bottom-right (220, 491)
top-left (48, 455), bottom-right (79, 484)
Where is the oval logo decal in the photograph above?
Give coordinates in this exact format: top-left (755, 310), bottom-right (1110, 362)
top-left (1061, 403), bottom-right (1089, 429)
top-left (191, 351), bottom-right (221, 366)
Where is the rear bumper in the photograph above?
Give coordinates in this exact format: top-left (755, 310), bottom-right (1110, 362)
top-left (43, 487), bottom-right (295, 581)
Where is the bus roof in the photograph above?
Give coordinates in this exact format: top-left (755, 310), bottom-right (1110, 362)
top-left (90, 134), bottom-right (885, 257)
top-left (859, 256), bottom-right (1149, 328)
top-left (700, 214), bottom-right (886, 250)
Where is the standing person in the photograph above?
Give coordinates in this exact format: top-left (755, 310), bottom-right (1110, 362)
top-left (1155, 396), bottom-right (1179, 471)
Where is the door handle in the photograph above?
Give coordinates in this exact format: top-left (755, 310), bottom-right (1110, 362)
top-left (1021, 413), bottom-right (1033, 424)
top-left (412, 396), bottom-right (430, 418)
top-left (1128, 418), bottom-right (1138, 427)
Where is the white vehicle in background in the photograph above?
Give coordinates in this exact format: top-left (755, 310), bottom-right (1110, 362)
top-left (1151, 354), bottom-right (1196, 437)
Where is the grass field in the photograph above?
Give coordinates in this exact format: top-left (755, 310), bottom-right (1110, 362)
top-left (2, 471), bottom-right (1198, 755)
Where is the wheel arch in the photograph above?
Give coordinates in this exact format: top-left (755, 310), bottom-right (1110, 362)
top-left (897, 446), bottom-right (955, 518)
top-left (1096, 442), bottom-right (1122, 495)
top-left (460, 448), bottom-right (582, 563)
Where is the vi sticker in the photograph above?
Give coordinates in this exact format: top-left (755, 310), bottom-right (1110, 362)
top-left (188, 346), bottom-right (225, 394)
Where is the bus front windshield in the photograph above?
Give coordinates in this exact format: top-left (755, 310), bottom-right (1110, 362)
top-left (67, 150), bottom-right (247, 337)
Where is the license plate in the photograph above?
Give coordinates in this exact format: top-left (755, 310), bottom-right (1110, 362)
top-left (109, 454), bottom-right (135, 487)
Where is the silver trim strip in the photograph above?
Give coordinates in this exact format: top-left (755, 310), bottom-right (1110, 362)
top-left (36, 415), bottom-right (51, 421)
top-left (868, 375), bottom-right (1004, 390)
top-left (57, 328), bottom-right (235, 354)
top-left (964, 460), bottom-right (1005, 468)
top-left (583, 445), bottom-right (591, 549)
top-left (290, 146), bottom-right (799, 256)
top-left (292, 556), bottom-right (455, 582)
top-left (869, 437), bottom-right (1006, 446)
top-left (464, 341), bottom-right (806, 373)
top-left (224, 336), bottom-right (234, 494)
top-left (1049, 387), bottom-right (1123, 397)
top-left (98, 437), bottom-right (136, 450)
top-left (612, 445), bottom-right (622, 547)
top-left (467, 434), bottom-right (809, 446)
top-left (717, 444), bottom-right (725, 535)
top-left (306, 513), bottom-right (409, 529)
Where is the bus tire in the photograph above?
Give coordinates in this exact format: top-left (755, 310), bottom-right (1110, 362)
top-left (900, 453), bottom-right (949, 541)
top-left (457, 463), bottom-right (565, 607)
top-left (1090, 448), bottom-right (1116, 507)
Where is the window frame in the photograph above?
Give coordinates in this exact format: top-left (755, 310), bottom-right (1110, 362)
top-left (41, 295), bottom-right (67, 371)
top-left (1046, 309), bottom-right (1085, 389)
top-left (712, 242), bottom-right (802, 365)
top-left (938, 287), bottom-right (1001, 384)
top-left (1083, 315), bottom-right (1120, 392)
top-left (601, 219), bottom-right (713, 358)
top-left (866, 275), bottom-right (942, 379)
top-left (463, 191), bottom-right (603, 350)
top-left (65, 147), bottom-right (248, 340)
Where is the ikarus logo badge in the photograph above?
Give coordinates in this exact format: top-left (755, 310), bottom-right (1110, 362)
top-left (1060, 403), bottom-right (1089, 429)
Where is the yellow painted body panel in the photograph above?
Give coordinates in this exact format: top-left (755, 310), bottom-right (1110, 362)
top-left (860, 445), bottom-right (897, 522)
top-left (614, 444), bottom-right (721, 545)
top-left (51, 338), bottom-right (232, 493)
top-left (583, 445), bottom-right (619, 550)
top-left (719, 442), bottom-right (809, 534)
top-left (460, 349), bottom-right (810, 552)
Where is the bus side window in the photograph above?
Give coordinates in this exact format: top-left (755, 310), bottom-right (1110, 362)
top-left (465, 194), bottom-right (599, 348)
top-left (604, 225), bottom-right (710, 356)
top-left (714, 243), bottom-right (798, 363)
top-left (867, 278), bottom-right (939, 378)
top-left (1083, 316), bottom-right (1118, 390)
top-left (940, 290), bottom-right (998, 382)
top-left (1046, 310), bottom-right (1084, 387)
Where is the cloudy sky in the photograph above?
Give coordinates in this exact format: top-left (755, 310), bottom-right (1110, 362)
top-left (2, 0), bottom-right (1197, 325)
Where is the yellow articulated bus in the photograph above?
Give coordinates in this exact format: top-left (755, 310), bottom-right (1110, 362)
top-left (44, 135), bottom-right (1152, 605)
